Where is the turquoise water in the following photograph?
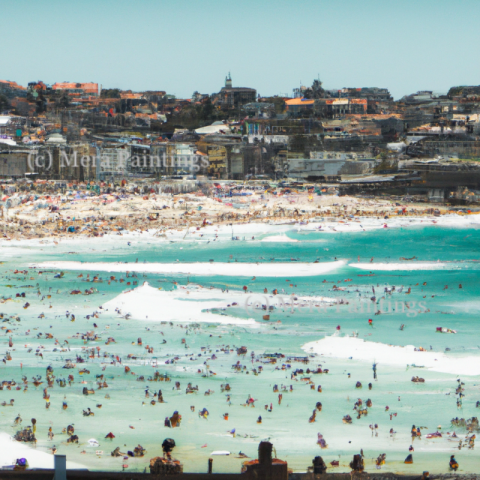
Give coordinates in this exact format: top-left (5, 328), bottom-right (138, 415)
top-left (0, 225), bottom-right (479, 474)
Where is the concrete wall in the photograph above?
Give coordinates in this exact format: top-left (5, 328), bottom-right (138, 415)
top-left (289, 159), bottom-right (374, 177)
top-left (0, 152), bottom-right (29, 176)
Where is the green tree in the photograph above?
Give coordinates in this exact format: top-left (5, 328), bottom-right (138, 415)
top-left (35, 93), bottom-right (47, 114)
top-left (447, 86), bottom-right (466, 98)
top-left (0, 94), bottom-right (10, 111)
top-left (202, 98), bottom-right (214, 120)
top-left (262, 97), bottom-right (286, 114)
top-left (101, 88), bottom-right (121, 99)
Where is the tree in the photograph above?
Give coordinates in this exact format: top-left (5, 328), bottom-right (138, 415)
top-left (101, 88), bottom-right (121, 99)
top-left (0, 94), bottom-right (10, 112)
top-left (303, 79), bottom-right (325, 99)
top-left (262, 97), bottom-right (286, 114)
top-left (35, 93), bottom-right (47, 114)
top-left (202, 98), bottom-right (214, 120)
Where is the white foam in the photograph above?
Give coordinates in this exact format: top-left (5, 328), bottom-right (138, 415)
top-left (0, 432), bottom-right (86, 469)
top-left (103, 282), bottom-right (258, 325)
top-left (32, 260), bottom-right (346, 277)
top-left (349, 262), bottom-right (453, 271)
top-left (103, 282), bottom-right (337, 325)
top-left (261, 234), bottom-right (298, 243)
top-left (302, 336), bottom-right (480, 376)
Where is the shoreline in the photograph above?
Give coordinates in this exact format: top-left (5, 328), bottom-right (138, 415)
top-left (1, 191), bottom-right (479, 242)
top-left (1, 211), bottom-right (479, 247)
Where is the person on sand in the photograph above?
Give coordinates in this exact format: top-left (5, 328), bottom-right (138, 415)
top-left (449, 455), bottom-right (459, 471)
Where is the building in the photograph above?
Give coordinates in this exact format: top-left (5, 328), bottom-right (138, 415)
top-left (215, 74), bottom-right (256, 108)
top-left (57, 143), bottom-right (94, 180)
top-left (10, 98), bottom-right (36, 116)
top-left (52, 82), bottom-right (99, 96)
top-left (287, 150), bottom-right (377, 180)
top-left (315, 98), bottom-right (367, 118)
top-left (339, 87), bottom-right (393, 101)
top-left (226, 144), bottom-right (274, 180)
top-left (128, 144), bottom-right (154, 176)
top-left (285, 98), bottom-right (367, 118)
top-left (150, 143), bottom-right (202, 176)
top-left (0, 80), bottom-right (27, 99)
top-left (285, 98), bottom-right (315, 116)
top-left (400, 91), bottom-right (438, 104)
top-left (197, 142), bottom-right (227, 178)
top-left (0, 150), bottom-right (31, 177)
top-left (99, 145), bottom-right (130, 179)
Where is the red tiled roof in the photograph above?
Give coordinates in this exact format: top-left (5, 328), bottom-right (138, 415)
top-left (52, 82), bottom-right (98, 94)
top-left (285, 98), bottom-right (315, 106)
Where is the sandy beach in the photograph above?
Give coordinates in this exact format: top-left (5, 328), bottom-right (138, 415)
top-left (2, 189), bottom-right (477, 242)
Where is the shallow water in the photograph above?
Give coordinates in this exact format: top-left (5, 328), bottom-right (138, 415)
top-left (0, 224), bottom-right (479, 474)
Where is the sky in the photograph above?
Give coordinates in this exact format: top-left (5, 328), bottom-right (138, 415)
top-left (2, 0), bottom-right (479, 100)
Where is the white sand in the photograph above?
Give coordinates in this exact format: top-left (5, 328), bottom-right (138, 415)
top-left (0, 433), bottom-right (86, 469)
top-left (32, 260), bottom-right (346, 277)
top-left (302, 336), bottom-right (480, 376)
top-left (349, 262), bottom-right (453, 271)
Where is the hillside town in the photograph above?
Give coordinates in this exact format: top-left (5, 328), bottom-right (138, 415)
top-left (1, 76), bottom-right (480, 208)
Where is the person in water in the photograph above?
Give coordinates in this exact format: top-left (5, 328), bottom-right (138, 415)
top-left (449, 455), bottom-right (459, 471)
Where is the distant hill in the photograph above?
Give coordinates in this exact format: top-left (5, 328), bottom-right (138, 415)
top-left (448, 85), bottom-right (480, 98)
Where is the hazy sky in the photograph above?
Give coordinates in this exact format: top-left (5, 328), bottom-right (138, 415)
top-left (2, 0), bottom-right (479, 100)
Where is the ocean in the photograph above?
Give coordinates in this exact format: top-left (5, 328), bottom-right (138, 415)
top-left (0, 221), bottom-right (479, 474)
